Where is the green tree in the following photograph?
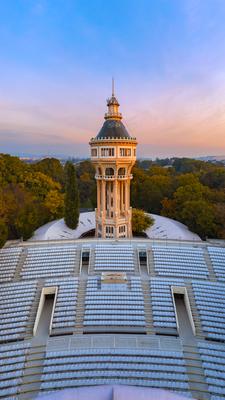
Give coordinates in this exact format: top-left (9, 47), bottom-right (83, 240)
top-left (44, 190), bottom-right (64, 219)
top-left (32, 157), bottom-right (64, 184)
top-left (200, 167), bottom-right (225, 189)
top-left (64, 162), bottom-right (80, 229)
top-left (23, 171), bottom-right (61, 200)
top-left (76, 160), bottom-right (96, 208)
top-left (180, 200), bottom-right (217, 239)
top-left (14, 202), bottom-right (40, 240)
top-left (132, 208), bottom-right (154, 234)
top-left (0, 219), bottom-right (8, 248)
top-left (172, 158), bottom-right (211, 174)
top-left (177, 173), bottom-right (200, 187)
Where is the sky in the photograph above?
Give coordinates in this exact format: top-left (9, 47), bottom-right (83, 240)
top-left (1, 0), bottom-right (225, 158)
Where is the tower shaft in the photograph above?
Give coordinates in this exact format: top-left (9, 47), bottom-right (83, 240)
top-left (89, 87), bottom-right (137, 239)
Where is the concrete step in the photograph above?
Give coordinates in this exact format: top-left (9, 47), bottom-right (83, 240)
top-left (203, 248), bottom-right (217, 281)
top-left (182, 345), bottom-right (210, 400)
top-left (14, 248), bottom-right (28, 281)
top-left (19, 348), bottom-right (46, 399)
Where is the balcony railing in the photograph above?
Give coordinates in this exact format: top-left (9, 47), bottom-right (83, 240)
top-left (95, 174), bottom-right (133, 180)
top-left (118, 174), bottom-right (133, 180)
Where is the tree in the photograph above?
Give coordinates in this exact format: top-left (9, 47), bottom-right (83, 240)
top-left (32, 157), bottom-right (64, 184)
top-left (44, 190), bottom-right (64, 219)
top-left (200, 168), bottom-right (225, 189)
top-left (132, 208), bottom-right (154, 234)
top-left (0, 219), bottom-right (8, 248)
top-left (76, 160), bottom-right (96, 209)
top-left (23, 171), bottom-right (61, 200)
top-left (64, 162), bottom-right (79, 229)
top-left (177, 173), bottom-right (200, 187)
top-left (179, 200), bottom-right (217, 239)
top-left (14, 202), bottom-right (40, 240)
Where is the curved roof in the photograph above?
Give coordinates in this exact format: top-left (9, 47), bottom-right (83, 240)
top-left (96, 119), bottom-right (131, 139)
top-left (107, 95), bottom-right (120, 106)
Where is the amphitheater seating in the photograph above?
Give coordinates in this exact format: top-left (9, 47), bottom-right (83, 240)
top-left (45, 277), bottom-right (79, 333)
top-left (41, 348), bottom-right (189, 393)
top-left (150, 278), bottom-right (184, 331)
top-left (84, 277), bottom-right (145, 329)
top-left (152, 245), bottom-right (208, 279)
top-left (192, 281), bottom-right (225, 341)
top-left (208, 246), bottom-right (225, 281)
top-left (94, 244), bottom-right (135, 272)
top-left (0, 281), bottom-right (37, 343)
top-left (198, 341), bottom-right (225, 397)
top-left (0, 341), bottom-right (30, 397)
top-left (0, 247), bottom-right (22, 282)
top-left (21, 245), bottom-right (77, 279)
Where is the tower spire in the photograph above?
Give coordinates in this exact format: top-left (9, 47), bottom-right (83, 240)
top-left (112, 77), bottom-right (115, 96)
top-left (105, 78), bottom-right (122, 120)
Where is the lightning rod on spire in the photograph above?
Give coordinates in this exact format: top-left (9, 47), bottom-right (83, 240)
top-left (112, 77), bottom-right (115, 96)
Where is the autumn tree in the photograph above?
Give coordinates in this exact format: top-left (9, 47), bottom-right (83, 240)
top-left (0, 219), bottom-right (8, 248)
top-left (44, 190), bottom-right (64, 219)
top-left (0, 154), bottom-right (64, 241)
top-left (32, 157), bottom-right (64, 184)
top-left (132, 208), bottom-right (154, 234)
top-left (64, 162), bottom-right (80, 229)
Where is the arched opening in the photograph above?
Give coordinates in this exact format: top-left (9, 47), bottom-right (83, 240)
top-left (118, 167), bottom-right (126, 176)
top-left (105, 167), bottom-right (114, 176)
top-left (98, 167), bottom-right (102, 175)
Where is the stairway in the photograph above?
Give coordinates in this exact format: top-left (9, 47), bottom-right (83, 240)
top-left (74, 247), bottom-right (81, 275)
top-left (88, 248), bottom-right (96, 275)
top-left (142, 280), bottom-right (154, 335)
top-left (182, 343), bottom-right (210, 400)
top-left (24, 280), bottom-right (43, 341)
top-left (185, 281), bottom-right (204, 339)
top-left (74, 278), bottom-right (87, 334)
top-left (134, 248), bottom-right (140, 274)
top-left (14, 248), bottom-right (28, 281)
top-left (147, 250), bottom-right (156, 276)
top-left (203, 248), bottom-right (217, 281)
top-left (19, 344), bottom-right (46, 399)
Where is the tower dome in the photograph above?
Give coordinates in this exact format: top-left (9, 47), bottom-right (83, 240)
top-left (96, 119), bottom-right (131, 140)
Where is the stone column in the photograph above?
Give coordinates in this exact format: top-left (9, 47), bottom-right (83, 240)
top-left (102, 180), bottom-right (106, 216)
top-left (114, 179), bottom-right (118, 238)
top-left (121, 181), bottom-right (124, 214)
top-left (97, 180), bottom-right (101, 215)
top-left (125, 179), bottom-right (130, 211)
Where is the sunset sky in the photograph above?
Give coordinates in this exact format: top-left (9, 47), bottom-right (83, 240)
top-left (1, 0), bottom-right (225, 158)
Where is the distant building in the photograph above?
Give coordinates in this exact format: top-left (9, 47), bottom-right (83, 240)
top-left (90, 83), bottom-right (137, 239)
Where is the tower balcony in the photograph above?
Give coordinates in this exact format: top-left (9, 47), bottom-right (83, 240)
top-left (95, 174), bottom-right (133, 180)
top-left (104, 111), bottom-right (122, 120)
top-left (117, 174), bottom-right (133, 180)
top-left (95, 174), bottom-right (115, 180)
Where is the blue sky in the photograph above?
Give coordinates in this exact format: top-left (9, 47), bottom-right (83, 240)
top-left (1, 0), bottom-right (225, 157)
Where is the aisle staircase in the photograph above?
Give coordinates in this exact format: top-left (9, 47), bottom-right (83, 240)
top-left (19, 344), bottom-right (46, 400)
top-left (74, 278), bottom-right (87, 334)
top-left (142, 280), bottom-right (154, 335)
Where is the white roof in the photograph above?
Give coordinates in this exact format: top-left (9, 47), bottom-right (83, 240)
top-left (30, 212), bottom-right (200, 242)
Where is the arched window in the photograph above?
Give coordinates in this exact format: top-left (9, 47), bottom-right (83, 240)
top-left (98, 167), bottom-right (102, 175)
top-left (105, 167), bottom-right (114, 176)
top-left (118, 167), bottom-right (126, 175)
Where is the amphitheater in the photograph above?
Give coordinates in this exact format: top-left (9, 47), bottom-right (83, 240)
top-left (1, 237), bottom-right (225, 399)
top-left (1, 90), bottom-right (225, 400)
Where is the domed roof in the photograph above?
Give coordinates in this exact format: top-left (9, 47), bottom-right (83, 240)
top-left (107, 95), bottom-right (119, 106)
top-left (96, 119), bottom-right (131, 139)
